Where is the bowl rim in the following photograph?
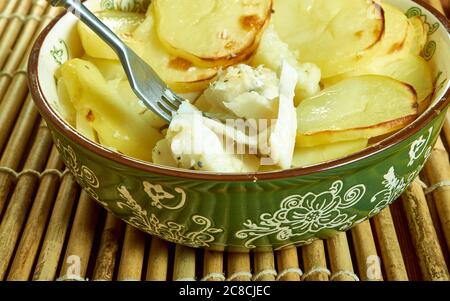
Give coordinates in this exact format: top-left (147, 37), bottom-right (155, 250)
top-left (28, 0), bottom-right (450, 182)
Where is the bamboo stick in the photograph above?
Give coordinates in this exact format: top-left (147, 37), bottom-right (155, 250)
top-left (426, 0), bottom-right (450, 255)
top-left (202, 250), bottom-right (224, 281)
top-left (0, 121), bottom-right (53, 279)
top-left (7, 147), bottom-right (64, 280)
top-left (351, 221), bottom-right (383, 281)
top-left (402, 180), bottom-right (449, 280)
top-left (326, 232), bottom-right (358, 281)
top-left (0, 6), bottom-right (61, 102)
top-left (301, 240), bottom-right (329, 281)
top-left (424, 138), bottom-right (450, 251)
top-left (389, 200), bottom-right (423, 280)
top-left (173, 245), bottom-right (197, 281)
top-left (32, 175), bottom-right (79, 281)
top-left (372, 208), bottom-right (409, 280)
top-left (276, 247), bottom-right (301, 281)
top-left (443, 113), bottom-right (450, 149)
top-left (0, 0), bottom-right (19, 39)
top-left (146, 237), bottom-right (170, 281)
top-left (425, 190), bottom-right (450, 267)
top-left (0, 8), bottom-right (63, 148)
top-left (426, 0), bottom-right (445, 12)
top-left (92, 214), bottom-right (124, 281)
top-left (0, 6), bottom-right (61, 103)
top-left (116, 225), bottom-right (146, 281)
top-left (423, 162), bottom-right (450, 248)
top-left (0, 0), bottom-right (33, 70)
top-left (0, 97), bottom-right (40, 175)
top-left (0, 0), bottom-right (9, 13)
top-left (253, 252), bottom-right (276, 281)
top-left (0, 97), bottom-right (40, 214)
top-left (0, 75), bottom-right (32, 152)
top-left (227, 253), bottom-right (251, 281)
top-left (0, 0), bottom-right (48, 72)
top-left (0, 5), bottom-right (60, 213)
top-left (442, 0), bottom-right (450, 17)
top-left (59, 191), bottom-right (100, 280)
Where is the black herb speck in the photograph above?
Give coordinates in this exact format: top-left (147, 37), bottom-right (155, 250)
top-left (197, 161), bottom-right (203, 168)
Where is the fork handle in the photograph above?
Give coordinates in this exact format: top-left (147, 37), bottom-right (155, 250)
top-left (48, 0), bottom-right (127, 54)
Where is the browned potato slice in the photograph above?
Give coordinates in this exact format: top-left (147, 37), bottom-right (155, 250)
top-left (296, 75), bottom-right (418, 147)
top-left (358, 3), bottom-right (409, 61)
top-left (153, 0), bottom-right (273, 68)
top-left (323, 53), bottom-right (434, 107)
top-left (296, 119), bottom-right (415, 147)
top-left (132, 16), bottom-right (218, 92)
top-left (79, 12), bottom-right (218, 93)
top-left (404, 16), bottom-right (428, 56)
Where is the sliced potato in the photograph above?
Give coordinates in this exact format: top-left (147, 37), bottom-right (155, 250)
top-left (405, 16), bottom-right (427, 55)
top-left (258, 165), bottom-right (281, 172)
top-left (378, 15), bottom-right (427, 59)
top-left (296, 75), bottom-right (418, 147)
top-left (81, 56), bottom-right (167, 129)
top-left (272, 0), bottom-right (384, 78)
top-left (79, 12), bottom-right (218, 93)
top-left (55, 76), bottom-right (77, 126)
top-left (362, 54), bottom-right (433, 104)
top-left (296, 121), bottom-right (411, 147)
top-left (135, 16), bottom-right (218, 93)
top-left (292, 139), bottom-right (368, 167)
top-left (58, 59), bottom-right (163, 161)
top-left (153, 0), bottom-right (272, 68)
top-left (82, 56), bottom-right (126, 81)
top-left (116, 79), bottom-right (168, 129)
top-left (78, 11), bottom-right (144, 60)
top-left (323, 54), bottom-right (434, 105)
top-left (75, 109), bottom-right (98, 142)
top-left (358, 2), bottom-right (410, 61)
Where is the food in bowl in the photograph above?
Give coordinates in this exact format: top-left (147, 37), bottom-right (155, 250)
top-left (54, 0), bottom-right (434, 173)
top-left (29, 0), bottom-right (450, 250)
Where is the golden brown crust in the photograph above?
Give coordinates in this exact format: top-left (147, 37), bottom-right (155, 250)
top-left (168, 57), bottom-right (193, 71)
top-left (86, 110), bottom-right (95, 122)
top-left (301, 114), bottom-right (418, 138)
top-left (240, 15), bottom-right (264, 31)
top-left (364, 4), bottom-right (386, 51)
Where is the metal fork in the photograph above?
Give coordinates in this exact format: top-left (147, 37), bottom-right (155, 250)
top-left (48, 0), bottom-right (183, 123)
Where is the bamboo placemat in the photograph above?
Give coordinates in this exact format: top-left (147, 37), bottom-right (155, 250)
top-left (0, 0), bottom-right (449, 282)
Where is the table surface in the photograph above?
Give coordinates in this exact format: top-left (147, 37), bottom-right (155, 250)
top-left (0, 0), bottom-right (449, 281)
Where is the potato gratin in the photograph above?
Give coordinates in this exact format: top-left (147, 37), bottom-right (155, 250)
top-left (55, 0), bottom-right (434, 172)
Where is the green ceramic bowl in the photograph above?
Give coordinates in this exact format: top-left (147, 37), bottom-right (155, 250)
top-left (28, 0), bottom-right (450, 251)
